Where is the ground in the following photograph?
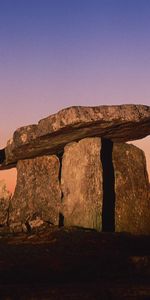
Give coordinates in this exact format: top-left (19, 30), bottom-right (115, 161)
top-left (0, 226), bottom-right (150, 299)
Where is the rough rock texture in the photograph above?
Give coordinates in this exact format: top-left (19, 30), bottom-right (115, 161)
top-left (61, 138), bottom-right (103, 230)
top-left (6, 139), bottom-right (150, 234)
top-left (9, 155), bottom-right (61, 228)
top-left (113, 143), bottom-right (150, 235)
top-left (1, 104), bottom-right (150, 169)
top-left (0, 180), bottom-right (11, 226)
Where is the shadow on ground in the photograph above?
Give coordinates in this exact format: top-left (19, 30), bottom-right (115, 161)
top-left (0, 226), bottom-right (150, 299)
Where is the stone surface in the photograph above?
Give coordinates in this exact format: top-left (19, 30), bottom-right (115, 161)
top-left (6, 139), bottom-right (150, 235)
top-left (9, 155), bottom-right (61, 226)
top-left (61, 138), bottom-right (103, 230)
top-left (9, 222), bottom-right (23, 233)
top-left (113, 143), bottom-right (150, 235)
top-left (1, 104), bottom-right (150, 169)
top-left (0, 180), bottom-right (11, 226)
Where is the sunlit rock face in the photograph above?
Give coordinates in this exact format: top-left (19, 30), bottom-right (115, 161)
top-left (1, 104), bottom-right (150, 235)
top-left (9, 155), bottom-right (61, 226)
top-left (61, 138), bottom-right (103, 230)
top-left (1, 104), bottom-right (150, 169)
top-left (113, 143), bottom-right (150, 235)
top-left (7, 138), bottom-right (150, 234)
top-left (0, 180), bottom-right (11, 226)
top-left (60, 139), bottom-right (150, 234)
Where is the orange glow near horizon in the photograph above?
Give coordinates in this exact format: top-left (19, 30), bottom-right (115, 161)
top-left (0, 169), bottom-right (17, 194)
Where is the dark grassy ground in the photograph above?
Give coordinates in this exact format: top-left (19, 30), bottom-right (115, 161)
top-left (0, 226), bottom-right (150, 299)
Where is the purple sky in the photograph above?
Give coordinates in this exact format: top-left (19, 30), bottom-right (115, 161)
top-left (0, 0), bottom-right (149, 191)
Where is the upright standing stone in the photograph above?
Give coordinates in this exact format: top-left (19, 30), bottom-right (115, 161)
top-left (9, 155), bottom-right (61, 226)
top-left (61, 138), bottom-right (103, 230)
top-left (113, 143), bottom-right (150, 235)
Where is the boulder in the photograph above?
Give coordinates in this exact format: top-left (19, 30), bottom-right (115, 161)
top-left (9, 155), bottom-right (61, 227)
top-left (61, 138), bottom-right (103, 230)
top-left (60, 138), bottom-right (150, 234)
top-left (1, 104), bottom-right (150, 169)
top-left (113, 143), bottom-right (150, 235)
top-left (0, 180), bottom-right (11, 226)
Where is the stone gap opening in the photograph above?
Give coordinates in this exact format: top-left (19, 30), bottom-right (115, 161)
top-left (100, 139), bottom-right (115, 232)
top-left (0, 168), bottom-right (17, 196)
top-left (0, 149), bottom-right (5, 164)
top-left (0, 167), bottom-right (17, 227)
top-left (57, 151), bottom-right (65, 227)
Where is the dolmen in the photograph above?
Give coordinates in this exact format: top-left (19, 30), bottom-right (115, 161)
top-left (0, 104), bottom-right (150, 234)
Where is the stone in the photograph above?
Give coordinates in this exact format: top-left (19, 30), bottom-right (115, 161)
top-left (61, 138), bottom-right (103, 230)
top-left (113, 143), bottom-right (150, 235)
top-left (28, 217), bottom-right (44, 230)
top-left (1, 104), bottom-right (150, 169)
top-left (9, 222), bottom-right (23, 233)
top-left (9, 155), bottom-right (61, 226)
top-left (0, 180), bottom-right (11, 226)
top-left (61, 139), bottom-right (150, 234)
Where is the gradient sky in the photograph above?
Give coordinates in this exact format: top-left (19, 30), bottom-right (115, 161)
top-left (0, 0), bottom-right (150, 192)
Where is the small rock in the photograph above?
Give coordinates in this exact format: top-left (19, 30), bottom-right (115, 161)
top-left (9, 222), bottom-right (23, 233)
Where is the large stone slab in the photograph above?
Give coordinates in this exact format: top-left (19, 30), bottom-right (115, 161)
top-left (61, 138), bottom-right (103, 230)
top-left (1, 104), bottom-right (150, 169)
top-left (9, 155), bottom-right (61, 227)
top-left (113, 143), bottom-right (150, 235)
